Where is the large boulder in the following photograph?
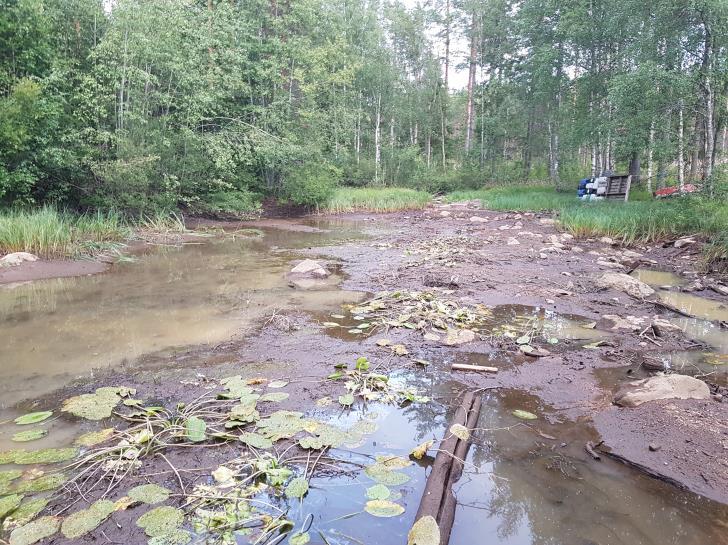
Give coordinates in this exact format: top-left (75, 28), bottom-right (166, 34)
top-left (596, 272), bottom-right (655, 299)
top-left (0, 252), bottom-right (38, 267)
top-left (614, 374), bottom-right (711, 407)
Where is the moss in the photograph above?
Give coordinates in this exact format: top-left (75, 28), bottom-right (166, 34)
top-left (4, 498), bottom-right (48, 527)
top-left (136, 506), bottom-right (184, 537)
top-left (0, 470), bottom-right (23, 495)
top-left (8, 515), bottom-right (61, 545)
top-left (148, 529), bottom-right (192, 545)
top-left (61, 499), bottom-right (115, 539)
top-left (127, 484), bottom-right (171, 505)
top-left (11, 430), bottom-right (47, 443)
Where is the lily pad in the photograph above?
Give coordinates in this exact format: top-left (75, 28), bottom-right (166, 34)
top-left (289, 531), bottom-right (310, 545)
top-left (136, 506), bottom-right (184, 537)
top-left (62, 387), bottom-right (135, 420)
top-left (410, 440), bottom-right (434, 460)
top-left (148, 530), bottom-right (192, 545)
top-left (12, 430), bottom-right (47, 443)
top-left (9, 516), bottom-right (61, 545)
top-left (407, 515), bottom-right (440, 545)
top-left (364, 500), bottom-right (405, 518)
top-left (13, 412), bottom-right (53, 426)
top-left (61, 499), bottom-right (115, 539)
top-left (365, 484), bottom-right (391, 500)
top-left (0, 494), bottom-right (23, 519)
top-left (14, 473), bottom-right (66, 494)
top-left (338, 393), bottom-right (354, 407)
top-left (364, 465), bottom-right (410, 486)
top-left (128, 484), bottom-right (171, 505)
top-left (268, 380), bottom-right (289, 389)
top-left (184, 417), bottom-right (207, 442)
top-left (13, 447), bottom-right (78, 465)
top-left (449, 423), bottom-right (470, 441)
top-left (259, 392), bottom-right (289, 403)
top-left (74, 428), bottom-right (115, 447)
top-left (240, 432), bottom-right (273, 450)
top-left (284, 477), bottom-right (309, 499)
top-left (257, 411), bottom-right (308, 441)
top-left (512, 409), bottom-right (538, 420)
top-left (6, 498), bottom-right (49, 527)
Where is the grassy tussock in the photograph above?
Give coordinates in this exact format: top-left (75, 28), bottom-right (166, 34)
top-left (323, 187), bottom-right (431, 213)
top-left (0, 207), bottom-right (129, 258)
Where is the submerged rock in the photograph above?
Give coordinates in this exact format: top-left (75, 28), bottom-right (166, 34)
top-left (614, 374), bottom-right (710, 407)
top-left (290, 259), bottom-right (329, 278)
top-left (0, 253), bottom-right (38, 267)
top-left (596, 272), bottom-right (655, 299)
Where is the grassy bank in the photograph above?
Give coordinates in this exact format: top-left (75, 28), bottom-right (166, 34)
top-left (0, 207), bottom-right (129, 258)
top-left (447, 185), bottom-right (728, 271)
top-left (322, 187), bottom-right (431, 213)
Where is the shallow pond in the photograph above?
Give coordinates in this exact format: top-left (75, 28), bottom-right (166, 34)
top-left (1, 220), bottom-right (727, 545)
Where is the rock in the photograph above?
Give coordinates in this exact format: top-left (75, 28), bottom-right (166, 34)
top-left (560, 233), bottom-right (574, 241)
top-left (469, 216), bottom-right (488, 223)
top-left (439, 210), bottom-right (451, 217)
top-left (602, 314), bottom-right (645, 331)
top-left (621, 250), bottom-right (643, 259)
top-left (443, 329), bottom-right (476, 346)
top-left (648, 443), bottom-right (661, 452)
top-left (571, 246), bottom-right (584, 253)
top-left (651, 317), bottom-right (681, 332)
top-left (710, 284), bottom-right (728, 296)
top-left (600, 236), bottom-right (616, 245)
top-left (596, 259), bottom-right (626, 270)
top-left (0, 252), bottom-right (38, 267)
top-left (290, 259), bottom-right (329, 278)
top-left (614, 374), bottom-right (710, 407)
top-left (539, 218), bottom-right (556, 226)
top-left (539, 253), bottom-right (548, 259)
top-left (498, 225), bottom-right (510, 231)
top-left (674, 237), bottom-right (695, 248)
top-left (506, 237), bottom-right (520, 246)
top-left (596, 272), bottom-right (655, 299)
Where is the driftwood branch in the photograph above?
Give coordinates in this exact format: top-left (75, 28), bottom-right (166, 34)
top-left (413, 391), bottom-right (482, 545)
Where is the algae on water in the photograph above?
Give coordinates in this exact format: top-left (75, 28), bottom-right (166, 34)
top-left (8, 515), bottom-right (60, 545)
top-left (0, 494), bottom-right (23, 519)
top-left (136, 506), bottom-right (184, 537)
top-left (62, 387), bottom-right (135, 420)
top-left (128, 484), bottom-right (171, 505)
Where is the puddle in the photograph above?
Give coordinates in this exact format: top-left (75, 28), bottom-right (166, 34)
top-left (291, 382), bottom-right (728, 545)
top-left (0, 224), bottom-right (366, 406)
top-left (631, 269), bottom-right (686, 287)
top-left (658, 291), bottom-right (728, 322)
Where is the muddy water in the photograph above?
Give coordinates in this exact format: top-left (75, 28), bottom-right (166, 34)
top-left (631, 268), bottom-right (687, 287)
top-left (299, 376), bottom-right (728, 545)
top-left (0, 221), bottom-right (367, 406)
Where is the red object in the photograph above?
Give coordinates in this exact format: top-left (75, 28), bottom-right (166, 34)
top-left (654, 184), bottom-right (698, 198)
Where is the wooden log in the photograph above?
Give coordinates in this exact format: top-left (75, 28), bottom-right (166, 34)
top-left (451, 363), bottom-right (498, 373)
top-left (412, 391), bottom-right (482, 545)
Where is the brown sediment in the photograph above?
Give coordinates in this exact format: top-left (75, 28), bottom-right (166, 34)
top-left (0, 259), bottom-right (110, 285)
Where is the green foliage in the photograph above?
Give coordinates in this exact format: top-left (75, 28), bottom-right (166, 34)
top-left (282, 163), bottom-right (341, 208)
top-left (323, 187), bottom-right (430, 213)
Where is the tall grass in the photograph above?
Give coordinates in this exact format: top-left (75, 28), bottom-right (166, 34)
top-left (448, 186), bottom-right (575, 211)
top-left (322, 187), bottom-right (431, 213)
top-left (0, 207), bottom-right (129, 258)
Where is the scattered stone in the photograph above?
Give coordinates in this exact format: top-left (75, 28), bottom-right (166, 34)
top-left (599, 237), bottom-right (616, 245)
top-left (0, 253), bottom-right (38, 267)
top-left (506, 237), bottom-right (520, 246)
top-left (443, 329), bottom-right (476, 346)
top-left (289, 259), bottom-right (329, 278)
top-left (571, 246), bottom-right (583, 253)
top-left (674, 237), bottom-right (695, 248)
top-left (469, 216), bottom-right (487, 223)
top-left (498, 225), bottom-right (510, 231)
top-left (439, 211), bottom-right (451, 217)
top-left (648, 443), bottom-right (661, 452)
top-left (596, 272), bottom-right (655, 299)
top-left (602, 314), bottom-right (645, 331)
top-left (614, 374), bottom-right (711, 407)
top-left (539, 218), bottom-right (555, 226)
top-left (596, 259), bottom-right (626, 270)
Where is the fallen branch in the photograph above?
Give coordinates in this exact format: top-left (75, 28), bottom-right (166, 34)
top-left (451, 363), bottom-right (498, 373)
top-left (413, 391), bottom-right (482, 545)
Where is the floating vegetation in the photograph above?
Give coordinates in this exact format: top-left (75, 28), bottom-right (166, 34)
top-left (61, 499), bottom-right (115, 539)
top-left (62, 387), bottom-right (136, 420)
top-left (239, 432), bottom-right (273, 450)
top-left (13, 473), bottom-right (66, 494)
top-left (3, 498), bottom-right (49, 529)
top-left (407, 515), bottom-right (440, 545)
top-left (128, 484), bottom-right (171, 505)
top-left (365, 484), bottom-right (391, 500)
top-left (513, 409), bottom-right (538, 420)
top-left (364, 499), bottom-right (405, 517)
top-left (410, 440), bottom-right (434, 460)
top-left (136, 506), bottom-right (185, 537)
top-left (11, 430), bottom-right (47, 443)
top-left (284, 477), bottom-right (309, 499)
top-left (74, 428), bottom-right (115, 447)
top-left (0, 448), bottom-right (78, 465)
top-left (148, 529), bottom-right (192, 545)
top-left (13, 412), bottom-right (53, 426)
top-left (8, 515), bottom-right (60, 545)
top-left (0, 494), bottom-right (23, 519)
top-left (0, 470), bottom-right (22, 495)
top-left (259, 392), bottom-right (289, 403)
top-left (329, 358), bottom-right (430, 406)
top-left (449, 423), bottom-right (470, 441)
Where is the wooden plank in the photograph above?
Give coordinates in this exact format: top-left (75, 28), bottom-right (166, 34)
top-left (451, 363), bottom-right (498, 373)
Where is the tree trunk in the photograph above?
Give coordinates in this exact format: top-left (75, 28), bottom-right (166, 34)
top-left (678, 100), bottom-right (685, 190)
top-left (646, 122), bottom-right (655, 194)
top-left (375, 93), bottom-right (381, 183)
top-left (464, 13), bottom-right (477, 154)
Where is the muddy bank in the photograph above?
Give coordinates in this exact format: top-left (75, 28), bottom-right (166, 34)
top-left (2, 204), bottom-right (728, 545)
top-left (0, 259), bottom-right (109, 285)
